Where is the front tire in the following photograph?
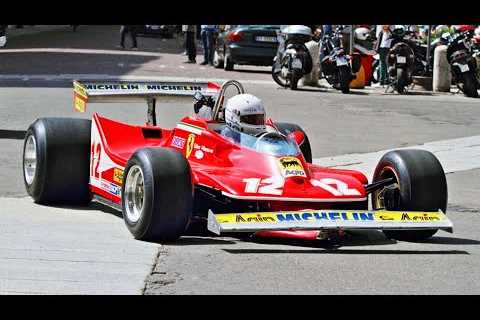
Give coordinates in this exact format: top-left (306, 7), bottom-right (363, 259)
top-left (122, 148), bottom-right (193, 242)
top-left (372, 149), bottom-right (448, 241)
top-left (272, 61), bottom-right (288, 87)
top-left (23, 118), bottom-right (92, 205)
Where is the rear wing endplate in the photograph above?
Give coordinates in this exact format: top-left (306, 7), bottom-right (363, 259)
top-left (73, 80), bottom-right (221, 125)
top-left (207, 209), bottom-right (453, 235)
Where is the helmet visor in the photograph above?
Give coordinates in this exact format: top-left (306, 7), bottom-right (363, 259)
top-left (240, 114), bottom-right (265, 126)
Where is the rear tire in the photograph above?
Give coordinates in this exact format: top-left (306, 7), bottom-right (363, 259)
top-left (338, 66), bottom-right (351, 93)
top-left (275, 122), bottom-right (312, 163)
top-left (396, 68), bottom-right (406, 94)
top-left (23, 118), bottom-right (92, 205)
top-left (462, 73), bottom-right (479, 98)
top-left (122, 148), bottom-right (193, 242)
top-left (372, 149), bottom-right (448, 241)
top-left (290, 72), bottom-right (299, 90)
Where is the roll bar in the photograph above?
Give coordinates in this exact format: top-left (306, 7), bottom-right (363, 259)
top-left (212, 80), bottom-right (246, 121)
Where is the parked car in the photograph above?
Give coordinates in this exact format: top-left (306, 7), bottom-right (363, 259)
top-left (136, 25), bottom-right (176, 38)
top-left (213, 25), bottom-right (280, 71)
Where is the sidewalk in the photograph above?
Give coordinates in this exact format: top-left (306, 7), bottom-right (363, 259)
top-left (4, 25), bottom-right (71, 40)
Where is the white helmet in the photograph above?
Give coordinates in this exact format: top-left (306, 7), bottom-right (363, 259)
top-left (354, 27), bottom-right (370, 41)
top-left (224, 93), bottom-right (266, 135)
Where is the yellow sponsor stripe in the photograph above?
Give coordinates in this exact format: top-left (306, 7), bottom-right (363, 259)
top-left (215, 210), bottom-right (446, 224)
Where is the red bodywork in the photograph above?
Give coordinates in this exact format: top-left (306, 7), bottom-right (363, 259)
top-left (90, 113), bottom-right (368, 240)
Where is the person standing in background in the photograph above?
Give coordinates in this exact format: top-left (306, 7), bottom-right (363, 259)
top-left (0, 25), bottom-right (7, 48)
top-left (119, 25), bottom-right (138, 50)
top-left (200, 25), bottom-right (217, 66)
top-left (375, 25), bottom-right (393, 85)
top-left (182, 25), bottom-right (197, 63)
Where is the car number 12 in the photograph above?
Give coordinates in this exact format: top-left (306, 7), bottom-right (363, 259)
top-left (243, 177), bottom-right (284, 195)
top-left (243, 177), bottom-right (361, 196)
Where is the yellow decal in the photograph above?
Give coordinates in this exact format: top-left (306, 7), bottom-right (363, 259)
top-left (215, 210), bottom-right (446, 224)
top-left (278, 156), bottom-right (306, 178)
top-left (113, 168), bottom-right (124, 184)
top-left (375, 211), bottom-right (444, 222)
top-left (74, 93), bottom-right (86, 113)
top-left (216, 213), bottom-right (278, 224)
top-left (73, 81), bottom-right (88, 99)
top-left (185, 134), bottom-right (195, 158)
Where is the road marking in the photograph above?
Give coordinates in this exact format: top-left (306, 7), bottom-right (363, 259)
top-left (313, 135), bottom-right (480, 181)
top-left (0, 48), bottom-right (164, 57)
top-left (0, 74), bottom-right (276, 85)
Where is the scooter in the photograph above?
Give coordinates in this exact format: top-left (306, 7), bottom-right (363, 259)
top-left (387, 41), bottom-right (415, 94)
top-left (446, 30), bottom-right (479, 98)
top-left (320, 26), bottom-right (356, 93)
top-left (272, 25), bottom-right (313, 90)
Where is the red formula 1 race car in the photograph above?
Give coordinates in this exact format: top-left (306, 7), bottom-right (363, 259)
top-left (22, 80), bottom-right (452, 243)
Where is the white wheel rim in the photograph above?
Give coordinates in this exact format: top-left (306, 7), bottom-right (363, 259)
top-left (24, 135), bottom-right (37, 186)
top-left (124, 165), bottom-right (145, 224)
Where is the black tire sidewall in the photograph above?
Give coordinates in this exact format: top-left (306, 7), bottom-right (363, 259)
top-left (23, 123), bottom-right (47, 202)
top-left (23, 118), bottom-right (91, 205)
top-left (373, 149), bottom-right (448, 241)
top-left (122, 148), bottom-right (193, 242)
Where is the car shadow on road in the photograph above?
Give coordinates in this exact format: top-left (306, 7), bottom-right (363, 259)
top-left (222, 230), bottom-right (471, 255)
top-left (167, 236), bottom-right (237, 246)
top-left (223, 248), bottom-right (469, 255)
top-left (415, 236), bottom-right (480, 245)
top-left (232, 69), bottom-right (272, 75)
top-left (0, 129), bottom-right (26, 140)
top-left (47, 201), bottom-right (123, 218)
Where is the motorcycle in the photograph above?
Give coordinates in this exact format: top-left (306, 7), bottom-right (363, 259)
top-left (272, 25), bottom-right (313, 90)
top-left (387, 43), bottom-right (415, 93)
top-left (320, 26), bottom-right (357, 93)
top-left (446, 30), bottom-right (479, 98)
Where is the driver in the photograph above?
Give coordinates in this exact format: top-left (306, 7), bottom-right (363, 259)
top-left (221, 93), bottom-right (268, 144)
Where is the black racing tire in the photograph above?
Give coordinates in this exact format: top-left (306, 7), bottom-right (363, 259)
top-left (224, 49), bottom-right (234, 71)
top-left (23, 118), bottom-right (92, 205)
top-left (122, 148), bottom-right (193, 242)
top-left (462, 73), bottom-right (479, 98)
top-left (396, 68), bottom-right (407, 94)
top-left (338, 65), bottom-right (351, 94)
top-left (372, 149), bottom-right (448, 242)
top-left (275, 122), bottom-right (312, 163)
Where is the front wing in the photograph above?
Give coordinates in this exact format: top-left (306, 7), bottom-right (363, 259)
top-left (207, 209), bottom-right (453, 235)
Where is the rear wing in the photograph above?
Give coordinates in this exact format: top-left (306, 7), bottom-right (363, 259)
top-left (73, 80), bottom-right (221, 125)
